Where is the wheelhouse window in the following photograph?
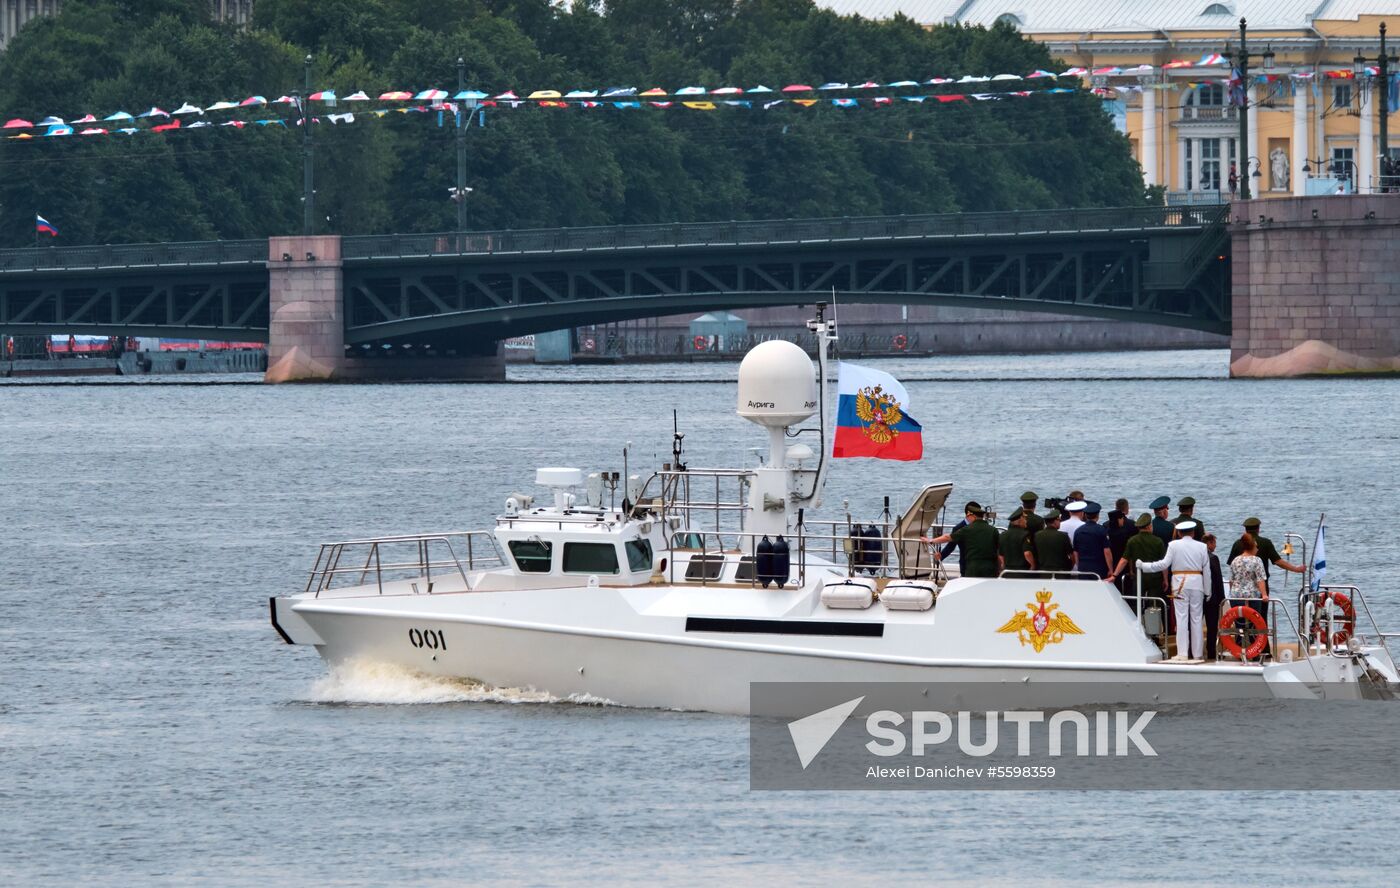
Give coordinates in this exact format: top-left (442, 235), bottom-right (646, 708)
top-left (684, 554), bottom-right (725, 581)
top-left (563, 542), bottom-right (620, 574)
top-left (625, 539), bottom-right (654, 572)
top-left (509, 540), bottom-right (553, 573)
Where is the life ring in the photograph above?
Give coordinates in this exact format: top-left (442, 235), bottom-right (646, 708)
top-left (582, 337), bottom-right (595, 350)
top-left (1310, 590), bottom-right (1356, 647)
top-left (1219, 605), bottom-right (1269, 661)
top-left (693, 335), bottom-right (707, 350)
top-left (892, 333), bottom-right (908, 351)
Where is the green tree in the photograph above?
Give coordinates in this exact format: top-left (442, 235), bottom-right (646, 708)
top-left (0, 0), bottom-right (1146, 246)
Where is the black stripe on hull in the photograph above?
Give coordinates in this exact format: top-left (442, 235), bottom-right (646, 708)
top-left (269, 597), bottom-right (294, 645)
top-left (685, 616), bottom-right (883, 637)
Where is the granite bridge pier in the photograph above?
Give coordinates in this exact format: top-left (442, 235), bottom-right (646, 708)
top-left (0, 198), bottom-right (1396, 380)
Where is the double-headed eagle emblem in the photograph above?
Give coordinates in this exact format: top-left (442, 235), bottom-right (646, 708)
top-left (855, 384), bottom-right (903, 444)
top-left (997, 590), bottom-right (1084, 653)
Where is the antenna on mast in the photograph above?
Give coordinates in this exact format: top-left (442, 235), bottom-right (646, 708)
top-left (672, 409), bottom-right (686, 472)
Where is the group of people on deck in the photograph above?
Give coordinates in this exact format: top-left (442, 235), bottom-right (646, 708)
top-left (923, 492), bottom-right (1305, 661)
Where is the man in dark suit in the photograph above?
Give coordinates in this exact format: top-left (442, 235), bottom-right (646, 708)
top-left (1203, 533), bottom-right (1225, 660)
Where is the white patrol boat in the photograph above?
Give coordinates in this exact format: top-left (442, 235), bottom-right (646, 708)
top-left (271, 308), bottom-right (1400, 714)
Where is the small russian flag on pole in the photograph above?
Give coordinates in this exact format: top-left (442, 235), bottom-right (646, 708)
top-left (36, 214), bottom-right (58, 237)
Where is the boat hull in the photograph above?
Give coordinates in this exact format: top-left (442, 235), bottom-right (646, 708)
top-left (290, 605), bottom-right (1304, 716)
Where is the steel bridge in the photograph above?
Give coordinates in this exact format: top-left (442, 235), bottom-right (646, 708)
top-left (0, 204), bottom-right (1231, 344)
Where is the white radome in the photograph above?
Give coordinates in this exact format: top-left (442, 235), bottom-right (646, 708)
top-left (736, 340), bottom-right (818, 428)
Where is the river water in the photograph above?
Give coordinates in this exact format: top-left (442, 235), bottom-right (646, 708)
top-left (4, 349), bottom-right (1399, 885)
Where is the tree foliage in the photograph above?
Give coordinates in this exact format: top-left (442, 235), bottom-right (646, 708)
top-left (0, 0), bottom-right (1144, 246)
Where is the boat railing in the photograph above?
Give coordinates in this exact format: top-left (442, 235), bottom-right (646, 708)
top-left (669, 518), bottom-right (948, 583)
top-left (668, 522), bottom-right (905, 587)
top-left (804, 518), bottom-right (903, 578)
top-left (1301, 584), bottom-right (1393, 664)
top-left (667, 528), bottom-right (810, 588)
top-left (1002, 569), bottom-right (1104, 581)
top-left (633, 468), bottom-right (753, 537)
top-left (1283, 532), bottom-right (1309, 594)
top-left (305, 531), bottom-right (504, 597)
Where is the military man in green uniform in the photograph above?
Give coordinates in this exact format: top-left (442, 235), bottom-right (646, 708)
top-left (1112, 513), bottom-right (1168, 607)
top-left (925, 501), bottom-right (1000, 578)
top-left (1227, 516), bottom-right (1305, 592)
top-left (998, 507), bottom-right (1033, 574)
top-left (1149, 495), bottom-right (1175, 549)
top-left (1020, 491), bottom-right (1045, 536)
top-left (1172, 496), bottom-right (1204, 540)
top-left (1028, 510), bottom-right (1075, 573)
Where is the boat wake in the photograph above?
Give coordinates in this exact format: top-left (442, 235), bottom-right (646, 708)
top-left (305, 659), bottom-right (619, 707)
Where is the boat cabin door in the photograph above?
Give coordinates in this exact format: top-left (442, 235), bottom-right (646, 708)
top-left (895, 482), bottom-right (953, 579)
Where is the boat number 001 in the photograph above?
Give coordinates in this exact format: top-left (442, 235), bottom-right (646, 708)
top-left (408, 628), bottom-right (447, 651)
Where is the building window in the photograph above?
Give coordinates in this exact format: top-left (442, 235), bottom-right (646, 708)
top-left (1201, 3), bottom-right (1233, 14)
top-left (1196, 84), bottom-right (1224, 107)
top-left (625, 539), bottom-right (653, 572)
top-left (1201, 139), bottom-right (1221, 191)
top-left (1186, 139), bottom-right (1194, 191)
top-left (995, 13), bottom-right (1023, 27)
top-left (1332, 147), bottom-right (1355, 185)
top-left (509, 539), bottom-right (553, 573)
top-left (562, 542), bottom-right (620, 574)
top-left (1333, 83), bottom-right (1352, 110)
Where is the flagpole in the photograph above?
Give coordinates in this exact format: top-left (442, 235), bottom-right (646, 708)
top-left (1310, 511), bottom-right (1326, 592)
top-left (34, 211), bottom-right (38, 248)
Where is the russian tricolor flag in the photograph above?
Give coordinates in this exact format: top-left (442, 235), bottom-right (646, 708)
top-left (35, 215), bottom-right (57, 237)
top-left (832, 362), bottom-right (922, 461)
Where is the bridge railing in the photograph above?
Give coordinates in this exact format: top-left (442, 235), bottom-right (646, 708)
top-left (0, 204), bottom-right (1228, 272)
top-left (0, 239), bottom-right (265, 275)
top-left (340, 204), bottom-right (1220, 262)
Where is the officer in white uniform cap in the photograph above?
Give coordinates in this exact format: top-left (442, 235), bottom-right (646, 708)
top-left (1060, 500), bottom-right (1087, 544)
top-left (1137, 520), bottom-right (1212, 661)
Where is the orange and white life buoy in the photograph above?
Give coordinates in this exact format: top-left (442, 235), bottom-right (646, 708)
top-left (892, 333), bottom-right (908, 351)
top-left (693, 335), bottom-right (707, 350)
top-left (1310, 590), bottom-right (1356, 647)
top-left (1219, 605), bottom-right (1269, 661)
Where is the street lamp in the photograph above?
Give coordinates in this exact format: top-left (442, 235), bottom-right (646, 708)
top-left (301, 54), bottom-right (315, 236)
top-left (1232, 18), bottom-right (1253, 200)
top-left (1352, 22), bottom-right (1397, 191)
top-left (1301, 155), bottom-right (1330, 176)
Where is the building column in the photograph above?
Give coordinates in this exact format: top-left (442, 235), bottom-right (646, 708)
top-left (1360, 79), bottom-right (1375, 192)
top-left (1177, 137), bottom-right (1187, 191)
top-left (1191, 137), bottom-right (1202, 189)
top-left (1142, 84), bottom-right (1157, 186)
top-left (1293, 79), bottom-right (1309, 196)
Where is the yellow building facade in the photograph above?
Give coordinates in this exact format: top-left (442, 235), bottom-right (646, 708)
top-left (820, 1), bottom-right (1400, 198)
